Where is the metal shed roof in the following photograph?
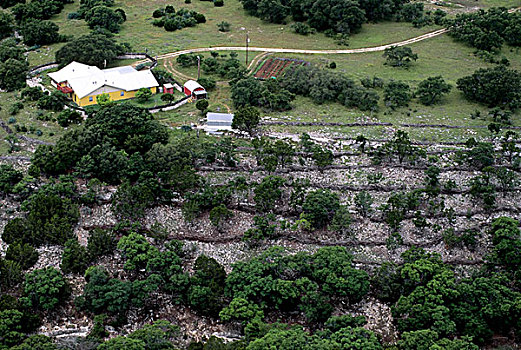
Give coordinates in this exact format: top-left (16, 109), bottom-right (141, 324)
top-left (207, 112), bottom-right (234, 123)
top-left (184, 80), bottom-right (205, 92)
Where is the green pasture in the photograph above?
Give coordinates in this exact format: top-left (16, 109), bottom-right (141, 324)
top-left (0, 92), bottom-right (79, 151)
top-left (163, 32), bottom-right (521, 141)
top-left (15, 0), bottom-right (521, 144)
top-left (27, 0), bottom-right (444, 66)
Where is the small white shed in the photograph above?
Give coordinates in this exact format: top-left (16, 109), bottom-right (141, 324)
top-left (204, 112), bottom-right (234, 134)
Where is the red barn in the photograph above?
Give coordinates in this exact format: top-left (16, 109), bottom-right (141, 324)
top-left (183, 80), bottom-right (207, 100)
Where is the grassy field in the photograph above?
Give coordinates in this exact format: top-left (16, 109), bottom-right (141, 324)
top-left (0, 92), bottom-right (77, 145)
top-left (168, 33), bottom-right (520, 129)
top-left (160, 32), bottom-right (521, 142)
top-left (14, 0), bottom-right (521, 147)
top-left (27, 0), bottom-right (446, 66)
top-left (155, 102), bottom-right (201, 127)
top-left (448, 0), bottom-right (521, 8)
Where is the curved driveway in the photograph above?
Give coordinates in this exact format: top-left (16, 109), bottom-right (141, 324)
top-left (146, 7), bottom-right (519, 63)
top-left (154, 28), bottom-right (448, 60)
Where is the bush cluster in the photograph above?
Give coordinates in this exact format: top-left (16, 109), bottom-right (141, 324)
top-left (447, 7), bottom-right (521, 51)
top-left (239, 0), bottom-right (419, 33)
top-left (152, 7), bottom-right (206, 31)
top-left (279, 65), bottom-right (379, 112)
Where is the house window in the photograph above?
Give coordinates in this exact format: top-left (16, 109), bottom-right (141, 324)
top-left (89, 96), bottom-right (93, 102)
top-left (121, 91), bottom-right (124, 96)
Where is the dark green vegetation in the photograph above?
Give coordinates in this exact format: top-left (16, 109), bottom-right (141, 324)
top-left (2, 1), bottom-right (521, 349)
top-left (177, 52), bottom-right (246, 80)
top-left (447, 7), bottom-right (521, 51)
top-left (238, 0), bottom-right (422, 34)
top-left (3, 103), bottom-right (521, 347)
top-left (10, 0), bottom-right (72, 23)
top-left (383, 46), bottom-right (418, 68)
top-left (152, 6), bottom-right (206, 31)
top-left (0, 38), bottom-right (27, 92)
top-left (457, 65), bottom-right (521, 110)
top-left (55, 33), bottom-right (129, 68)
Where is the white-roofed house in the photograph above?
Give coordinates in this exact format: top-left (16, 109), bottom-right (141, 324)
top-left (48, 61), bottom-right (159, 107)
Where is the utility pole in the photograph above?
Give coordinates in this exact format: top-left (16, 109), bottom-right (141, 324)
top-left (245, 33), bottom-right (250, 66)
top-left (197, 55), bottom-right (201, 80)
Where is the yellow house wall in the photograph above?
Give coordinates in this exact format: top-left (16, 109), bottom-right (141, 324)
top-left (74, 87), bottom-right (157, 107)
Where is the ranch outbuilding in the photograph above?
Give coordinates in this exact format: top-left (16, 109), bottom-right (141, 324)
top-left (183, 80), bottom-right (207, 100)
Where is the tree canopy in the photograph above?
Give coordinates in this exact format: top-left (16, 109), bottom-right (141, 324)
top-left (238, 0), bottom-right (413, 34)
top-left (457, 66), bottom-right (521, 110)
top-left (55, 33), bottom-right (129, 68)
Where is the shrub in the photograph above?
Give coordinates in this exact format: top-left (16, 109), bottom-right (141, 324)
top-left (217, 21), bottom-right (230, 32)
top-left (87, 228), bottom-right (117, 260)
top-left (37, 91), bottom-right (67, 112)
top-left (457, 66), bottom-right (521, 110)
top-left (21, 267), bottom-right (69, 311)
top-left (329, 205), bottom-right (351, 234)
top-left (0, 259), bottom-right (23, 291)
top-left (160, 94), bottom-right (176, 103)
top-left (291, 22), bottom-right (314, 35)
top-left (214, 0), bottom-right (224, 7)
top-left (20, 19), bottom-right (62, 46)
top-left (152, 9), bottom-right (164, 18)
top-left (195, 99), bottom-right (209, 115)
top-left (55, 33), bottom-right (128, 68)
top-left (0, 309), bottom-right (24, 348)
top-left (198, 77), bottom-right (216, 90)
top-left (84, 6), bottom-right (125, 33)
top-left (77, 266), bottom-right (132, 316)
top-left (301, 189), bottom-right (340, 229)
top-left (188, 255), bottom-right (226, 316)
top-left (2, 193), bottom-right (79, 246)
top-left (0, 164), bottom-right (23, 195)
top-left (21, 86), bottom-right (45, 101)
top-left (8, 102), bottom-right (23, 115)
top-left (225, 246), bottom-right (369, 323)
top-left (56, 109), bottom-right (83, 127)
top-left (135, 87), bottom-right (152, 103)
top-left (209, 204), bottom-right (233, 230)
top-left (416, 76), bottom-right (452, 106)
top-left (384, 80), bottom-right (411, 109)
top-left (61, 238), bottom-right (89, 274)
top-left (117, 232), bottom-right (160, 271)
top-left (5, 241), bottom-right (38, 270)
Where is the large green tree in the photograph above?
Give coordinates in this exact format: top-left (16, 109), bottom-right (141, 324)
top-left (383, 46), bottom-right (418, 67)
top-left (0, 57), bottom-right (27, 91)
top-left (232, 106), bottom-right (260, 135)
top-left (301, 189), bottom-right (340, 229)
top-left (85, 5), bottom-right (124, 32)
top-left (55, 33), bottom-right (128, 68)
top-left (457, 66), bottom-right (521, 110)
top-left (0, 10), bottom-right (14, 39)
top-left (415, 76), bottom-right (452, 105)
top-left (21, 267), bottom-right (69, 311)
top-left (384, 80), bottom-right (411, 109)
top-left (85, 103), bottom-right (168, 154)
top-left (20, 20), bottom-right (62, 46)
